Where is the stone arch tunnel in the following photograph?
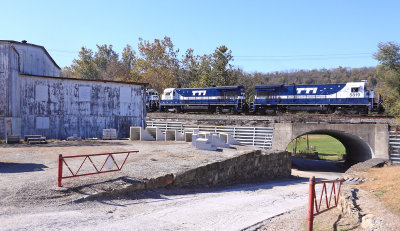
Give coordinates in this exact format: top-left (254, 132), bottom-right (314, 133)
top-left (272, 123), bottom-right (389, 163)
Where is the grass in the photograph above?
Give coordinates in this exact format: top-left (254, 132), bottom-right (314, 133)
top-left (357, 165), bottom-right (400, 216)
top-left (286, 134), bottom-right (346, 161)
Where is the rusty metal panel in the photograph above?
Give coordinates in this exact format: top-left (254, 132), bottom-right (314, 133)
top-left (19, 76), bottom-right (145, 139)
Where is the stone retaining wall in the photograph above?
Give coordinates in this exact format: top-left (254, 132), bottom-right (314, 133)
top-left (76, 150), bottom-right (291, 202)
top-left (174, 150), bottom-right (291, 187)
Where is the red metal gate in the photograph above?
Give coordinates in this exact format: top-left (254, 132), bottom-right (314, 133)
top-left (57, 150), bottom-right (138, 187)
top-left (307, 176), bottom-right (345, 231)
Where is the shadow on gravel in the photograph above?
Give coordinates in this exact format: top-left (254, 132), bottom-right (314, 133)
top-left (292, 157), bottom-right (347, 173)
top-left (92, 176), bottom-right (310, 207)
top-left (0, 162), bottom-right (48, 173)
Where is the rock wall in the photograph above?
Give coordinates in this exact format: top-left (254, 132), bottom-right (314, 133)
top-left (77, 150), bottom-right (291, 202)
top-left (174, 150), bottom-right (291, 187)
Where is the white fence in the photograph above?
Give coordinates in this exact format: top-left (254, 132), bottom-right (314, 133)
top-left (146, 121), bottom-right (274, 149)
top-left (389, 131), bottom-right (400, 164)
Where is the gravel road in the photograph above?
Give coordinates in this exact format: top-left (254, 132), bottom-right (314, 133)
top-left (0, 140), bottom-right (343, 230)
top-left (1, 178), bottom-right (315, 231)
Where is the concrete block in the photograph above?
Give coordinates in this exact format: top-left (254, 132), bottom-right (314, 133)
top-left (220, 133), bottom-right (241, 145)
top-left (165, 130), bottom-right (176, 141)
top-left (210, 134), bottom-right (230, 148)
top-left (191, 134), bottom-right (200, 146)
top-left (130, 126), bottom-right (155, 141)
top-left (175, 130), bottom-right (185, 141)
top-left (195, 138), bottom-right (217, 151)
top-left (185, 132), bottom-right (193, 142)
top-left (146, 127), bottom-right (165, 141)
top-left (103, 129), bottom-right (117, 140)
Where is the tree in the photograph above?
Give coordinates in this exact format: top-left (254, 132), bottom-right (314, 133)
top-left (211, 45), bottom-right (234, 86)
top-left (117, 44), bottom-right (140, 82)
top-left (374, 42), bottom-right (400, 117)
top-left (136, 37), bottom-right (180, 92)
top-left (181, 48), bottom-right (201, 88)
top-left (71, 47), bottom-right (99, 80)
top-left (93, 44), bottom-right (120, 80)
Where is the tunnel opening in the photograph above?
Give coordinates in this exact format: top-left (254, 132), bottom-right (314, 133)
top-left (286, 129), bottom-right (374, 172)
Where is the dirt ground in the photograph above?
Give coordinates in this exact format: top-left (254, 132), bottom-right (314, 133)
top-left (253, 167), bottom-right (400, 231)
top-left (0, 140), bottom-right (254, 210)
top-left (1, 140), bottom-right (399, 230)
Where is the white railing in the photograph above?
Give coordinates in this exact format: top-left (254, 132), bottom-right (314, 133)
top-left (146, 121), bottom-right (274, 149)
top-left (389, 131), bottom-right (400, 164)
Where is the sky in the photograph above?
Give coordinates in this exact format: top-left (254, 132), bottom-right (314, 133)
top-left (1, 0), bottom-right (399, 73)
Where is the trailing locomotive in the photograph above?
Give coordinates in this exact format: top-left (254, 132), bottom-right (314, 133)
top-left (160, 85), bottom-right (246, 113)
top-left (252, 81), bottom-right (382, 114)
top-left (146, 89), bottom-right (160, 112)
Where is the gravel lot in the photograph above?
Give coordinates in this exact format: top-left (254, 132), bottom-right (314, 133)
top-left (0, 140), bottom-right (254, 210)
top-left (2, 139), bottom-right (398, 230)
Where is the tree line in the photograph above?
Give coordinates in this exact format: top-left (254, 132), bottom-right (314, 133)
top-left (61, 36), bottom-right (236, 94)
top-left (61, 36), bottom-right (378, 95)
top-left (62, 37), bottom-right (400, 117)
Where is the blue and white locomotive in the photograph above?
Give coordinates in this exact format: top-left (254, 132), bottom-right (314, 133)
top-left (253, 81), bottom-right (381, 114)
top-left (160, 86), bottom-right (246, 113)
top-left (146, 89), bottom-right (160, 112)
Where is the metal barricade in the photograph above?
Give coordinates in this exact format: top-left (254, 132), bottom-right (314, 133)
top-left (307, 176), bottom-right (345, 231)
top-left (57, 150), bottom-right (138, 187)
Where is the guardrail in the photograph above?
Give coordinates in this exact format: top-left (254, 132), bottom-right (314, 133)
top-left (307, 176), bottom-right (345, 231)
top-left (146, 121), bottom-right (274, 149)
top-left (57, 151), bottom-right (138, 187)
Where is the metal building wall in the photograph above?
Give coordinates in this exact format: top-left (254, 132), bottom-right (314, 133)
top-left (0, 44), bottom-right (8, 139)
top-left (0, 44), bottom-right (20, 139)
top-left (12, 44), bottom-right (60, 77)
top-left (19, 75), bottom-right (146, 139)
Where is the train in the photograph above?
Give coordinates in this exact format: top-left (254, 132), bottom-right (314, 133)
top-left (148, 81), bottom-right (383, 114)
top-left (146, 89), bottom-right (160, 112)
top-left (160, 86), bottom-right (247, 113)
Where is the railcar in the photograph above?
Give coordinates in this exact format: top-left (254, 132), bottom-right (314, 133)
top-left (160, 86), bottom-right (246, 113)
top-left (252, 81), bottom-right (382, 114)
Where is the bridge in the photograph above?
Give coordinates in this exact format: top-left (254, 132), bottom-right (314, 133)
top-left (147, 113), bottom-right (398, 164)
top-left (272, 123), bottom-right (388, 163)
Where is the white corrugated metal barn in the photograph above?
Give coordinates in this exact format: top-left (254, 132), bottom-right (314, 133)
top-left (0, 40), bottom-right (146, 140)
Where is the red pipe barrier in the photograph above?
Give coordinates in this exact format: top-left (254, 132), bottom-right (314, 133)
top-left (307, 176), bottom-right (345, 231)
top-left (57, 150), bottom-right (138, 187)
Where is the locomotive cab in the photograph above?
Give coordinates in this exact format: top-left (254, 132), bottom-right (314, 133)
top-left (161, 88), bottom-right (178, 100)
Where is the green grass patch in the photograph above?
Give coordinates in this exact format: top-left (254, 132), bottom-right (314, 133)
top-left (286, 134), bottom-right (346, 160)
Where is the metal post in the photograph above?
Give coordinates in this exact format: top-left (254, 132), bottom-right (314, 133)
top-left (57, 154), bottom-right (63, 187)
top-left (307, 176), bottom-right (315, 231)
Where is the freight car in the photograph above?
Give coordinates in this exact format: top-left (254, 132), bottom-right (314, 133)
top-left (160, 86), bottom-right (246, 113)
top-left (252, 81), bottom-right (383, 114)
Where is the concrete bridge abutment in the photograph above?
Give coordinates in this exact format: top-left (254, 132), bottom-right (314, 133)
top-left (272, 123), bottom-right (389, 163)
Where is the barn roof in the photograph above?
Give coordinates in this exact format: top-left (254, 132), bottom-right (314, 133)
top-left (0, 40), bottom-right (61, 70)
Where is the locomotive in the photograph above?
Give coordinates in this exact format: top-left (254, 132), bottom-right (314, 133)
top-left (253, 81), bottom-right (382, 114)
top-left (146, 89), bottom-right (160, 112)
top-left (154, 81), bottom-right (383, 114)
top-left (159, 86), bottom-right (246, 113)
